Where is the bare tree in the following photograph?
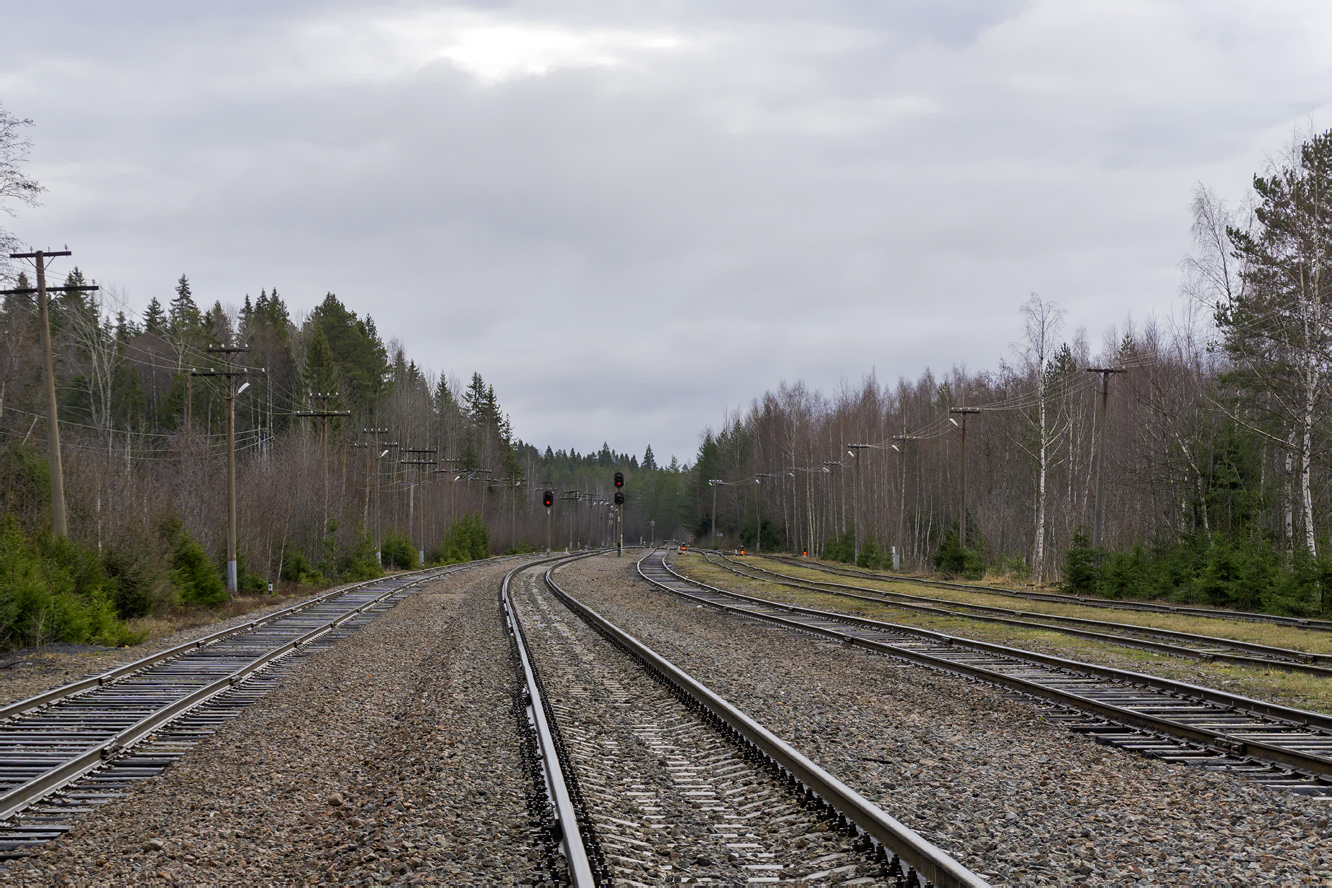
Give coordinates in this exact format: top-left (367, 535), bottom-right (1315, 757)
top-left (0, 105), bottom-right (43, 282)
top-left (1014, 294), bottom-right (1066, 581)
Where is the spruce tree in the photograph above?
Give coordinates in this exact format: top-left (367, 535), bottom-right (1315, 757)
top-left (143, 297), bottom-right (166, 334)
top-left (642, 445), bottom-right (657, 470)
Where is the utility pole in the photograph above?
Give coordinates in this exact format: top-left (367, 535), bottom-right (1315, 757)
top-left (709, 479), bottom-right (721, 546)
top-left (754, 474), bottom-right (772, 554)
top-left (2, 250), bottom-right (98, 539)
top-left (561, 490), bottom-right (581, 550)
top-left (949, 408), bottom-right (981, 551)
top-left (295, 392), bottom-right (350, 533)
top-left (400, 448), bottom-right (437, 565)
top-left (846, 446), bottom-right (870, 563)
top-left (191, 346), bottom-right (261, 593)
top-left (890, 436), bottom-right (918, 571)
top-left (1086, 368), bottom-right (1125, 549)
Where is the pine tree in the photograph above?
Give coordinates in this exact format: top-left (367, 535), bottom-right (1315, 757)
top-left (642, 444), bottom-right (658, 471)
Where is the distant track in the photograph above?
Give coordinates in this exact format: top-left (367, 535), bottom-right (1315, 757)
top-left (708, 553), bottom-right (1332, 676)
top-left (770, 555), bottom-right (1332, 632)
top-left (0, 561), bottom-right (506, 857)
top-left (643, 551), bottom-right (1332, 798)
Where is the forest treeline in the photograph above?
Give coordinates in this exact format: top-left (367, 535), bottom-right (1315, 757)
top-left (690, 130), bottom-right (1332, 618)
top-left (2, 116), bottom-right (1331, 648)
top-left (0, 267), bottom-right (694, 648)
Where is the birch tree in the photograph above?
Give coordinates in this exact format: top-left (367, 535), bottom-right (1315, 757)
top-left (1014, 294), bottom-right (1066, 581)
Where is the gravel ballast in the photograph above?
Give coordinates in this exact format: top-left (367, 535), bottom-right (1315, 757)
top-left (555, 553), bottom-right (1332, 887)
top-left (0, 561), bottom-right (544, 886)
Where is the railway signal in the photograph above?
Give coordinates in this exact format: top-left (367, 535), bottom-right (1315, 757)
top-left (543, 488), bottom-right (554, 553)
top-left (613, 472), bottom-right (625, 556)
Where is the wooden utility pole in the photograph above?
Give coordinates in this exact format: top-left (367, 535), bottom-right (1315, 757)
top-left (890, 435), bottom-right (919, 571)
top-left (3, 251), bottom-right (98, 538)
top-left (191, 346), bottom-right (260, 593)
top-left (949, 408), bottom-right (981, 550)
top-left (846, 446), bottom-right (871, 563)
top-left (754, 473), bottom-right (772, 554)
top-left (561, 490), bottom-right (581, 549)
top-left (296, 392), bottom-right (351, 531)
top-left (362, 428), bottom-right (391, 559)
top-left (400, 448), bottom-right (437, 565)
top-left (1086, 368), bottom-right (1125, 549)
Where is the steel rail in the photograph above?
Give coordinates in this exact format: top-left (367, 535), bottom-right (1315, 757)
top-left (0, 566), bottom-right (456, 822)
top-left (0, 564), bottom-right (459, 725)
top-left (649, 553), bottom-right (1332, 781)
top-left (770, 555), bottom-right (1332, 632)
top-left (713, 554), bottom-right (1332, 676)
top-left (545, 550), bottom-right (989, 888)
top-left (500, 556), bottom-right (598, 888)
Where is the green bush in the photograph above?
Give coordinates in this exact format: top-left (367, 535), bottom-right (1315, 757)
top-left (995, 552), bottom-right (1031, 581)
top-left (1061, 529), bottom-right (1101, 594)
top-left (101, 523), bottom-right (174, 619)
top-left (429, 514), bottom-right (491, 564)
top-left (857, 538), bottom-right (889, 570)
top-left (933, 524), bottom-right (983, 580)
top-left (160, 517), bottom-right (227, 607)
top-left (740, 518), bottom-right (784, 553)
top-left (0, 517), bottom-right (143, 649)
top-left (821, 531), bottom-right (855, 563)
top-left (336, 527), bottom-right (383, 581)
top-left (380, 530), bottom-right (419, 570)
top-left (504, 541), bottom-right (539, 556)
top-left (235, 554), bottom-right (268, 595)
top-left (280, 550), bottom-right (324, 586)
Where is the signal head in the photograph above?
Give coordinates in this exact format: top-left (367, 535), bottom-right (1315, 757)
top-left (614, 490), bottom-right (625, 505)
top-left (543, 489), bottom-right (554, 508)
top-left (614, 471), bottom-right (624, 488)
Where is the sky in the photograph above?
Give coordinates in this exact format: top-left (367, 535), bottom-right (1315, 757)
top-left (2, 1), bottom-right (1331, 465)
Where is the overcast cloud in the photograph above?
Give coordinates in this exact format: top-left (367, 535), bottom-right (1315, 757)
top-left (3, 1), bottom-right (1331, 464)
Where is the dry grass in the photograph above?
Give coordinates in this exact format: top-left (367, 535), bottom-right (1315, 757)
top-left (672, 554), bottom-right (1332, 715)
top-left (126, 587), bottom-right (313, 641)
top-left (750, 556), bottom-right (1332, 656)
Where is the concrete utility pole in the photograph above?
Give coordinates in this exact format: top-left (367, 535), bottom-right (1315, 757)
top-left (949, 408), bottom-right (981, 551)
top-left (191, 346), bottom-right (260, 593)
top-left (846, 446), bottom-right (871, 563)
top-left (1086, 368), bottom-right (1125, 549)
top-left (2, 250), bottom-right (99, 539)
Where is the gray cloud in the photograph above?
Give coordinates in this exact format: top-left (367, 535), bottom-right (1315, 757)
top-left (5, 1), bottom-right (1332, 463)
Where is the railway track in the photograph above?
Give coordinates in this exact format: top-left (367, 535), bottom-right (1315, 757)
top-left (0, 561), bottom-right (496, 856)
top-left (502, 554), bottom-right (988, 887)
top-left (642, 550), bottom-right (1332, 800)
top-left (707, 553), bottom-right (1332, 676)
top-left (771, 555), bottom-right (1332, 632)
